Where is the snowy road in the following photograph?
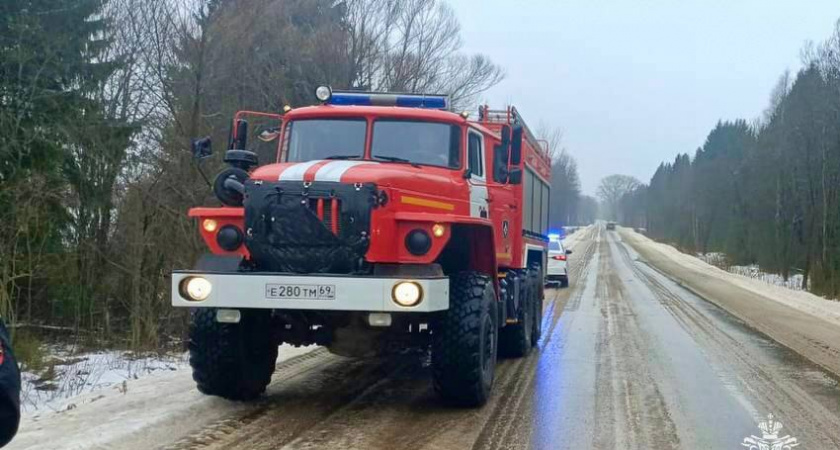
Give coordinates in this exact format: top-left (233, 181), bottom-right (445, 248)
top-left (10, 225), bottom-right (840, 449)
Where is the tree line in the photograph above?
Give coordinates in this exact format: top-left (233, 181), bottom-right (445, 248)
top-left (618, 21), bottom-right (840, 298)
top-left (1, 0), bottom-right (590, 350)
top-left (0, 0), bottom-right (514, 349)
top-left (537, 126), bottom-right (591, 230)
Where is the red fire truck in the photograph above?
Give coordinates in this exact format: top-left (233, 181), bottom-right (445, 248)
top-left (173, 87), bottom-right (552, 406)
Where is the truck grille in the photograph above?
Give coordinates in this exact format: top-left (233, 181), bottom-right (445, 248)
top-left (308, 198), bottom-right (341, 235)
top-left (243, 181), bottom-right (376, 273)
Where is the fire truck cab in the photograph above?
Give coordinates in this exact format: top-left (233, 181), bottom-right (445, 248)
top-left (173, 87), bottom-right (552, 406)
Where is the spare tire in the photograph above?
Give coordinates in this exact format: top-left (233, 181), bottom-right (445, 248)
top-left (213, 167), bottom-right (249, 207)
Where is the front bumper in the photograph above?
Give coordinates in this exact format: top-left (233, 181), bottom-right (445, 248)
top-left (546, 264), bottom-right (568, 277)
top-left (172, 271), bottom-right (449, 313)
top-left (545, 267), bottom-right (568, 280)
top-left (545, 274), bottom-right (568, 281)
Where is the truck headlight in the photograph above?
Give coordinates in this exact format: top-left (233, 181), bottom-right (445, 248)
top-left (392, 281), bottom-right (423, 307)
top-left (180, 277), bottom-right (212, 301)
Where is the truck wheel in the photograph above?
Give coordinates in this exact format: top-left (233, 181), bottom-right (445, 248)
top-left (499, 270), bottom-right (533, 358)
top-left (530, 268), bottom-right (543, 347)
top-left (432, 271), bottom-right (497, 407)
top-left (189, 308), bottom-right (278, 401)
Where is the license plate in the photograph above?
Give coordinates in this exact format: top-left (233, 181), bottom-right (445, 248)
top-left (265, 283), bottom-right (336, 300)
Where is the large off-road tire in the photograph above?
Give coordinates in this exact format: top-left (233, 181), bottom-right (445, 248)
top-left (432, 271), bottom-right (498, 407)
top-left (531, 267), bottom-right (543, 347)
top-left (499, 270), bottom-right (534, 358)
top-left (189, 308), bottom-right (278, 401)
top-left (533, 264), bottom-right (545, 301)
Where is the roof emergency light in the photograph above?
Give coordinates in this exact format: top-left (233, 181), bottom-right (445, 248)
top-left (315, 86), bottom-right (449, 110)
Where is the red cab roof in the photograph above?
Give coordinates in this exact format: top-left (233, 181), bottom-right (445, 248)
top-left (284, 104), bottom-right (468, 124)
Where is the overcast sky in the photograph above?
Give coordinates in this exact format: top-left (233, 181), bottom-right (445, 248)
top-left (448, 0), bottom-right (840, 194)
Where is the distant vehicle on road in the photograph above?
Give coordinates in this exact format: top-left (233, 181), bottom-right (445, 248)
top-left (546, 239), bottom-right (572, 288)
top-left (606, 222), bottom-right (616, 231)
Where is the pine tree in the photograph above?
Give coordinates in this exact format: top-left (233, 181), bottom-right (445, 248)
top-left (0, 0), bottom-right (121, 323)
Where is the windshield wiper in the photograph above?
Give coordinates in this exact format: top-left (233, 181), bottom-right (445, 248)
top-left (373, 155), bottom-right (421, 168)
top-left (324, 155), bottom-right (361, 160)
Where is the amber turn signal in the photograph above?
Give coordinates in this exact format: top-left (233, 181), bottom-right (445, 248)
top-left (202, 219), bottom-right (218, 233)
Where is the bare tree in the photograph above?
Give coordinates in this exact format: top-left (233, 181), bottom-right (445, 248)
top-left (346, 0), bottom-right (504, 109)
top-left (761, 70), bottom-right (791, 126)
top-left (597, 174), bottom-right (641, 221)
top-left (536, 123), bottom-right (582, 226)
top-left (535, 122), bottom-right (564, 161)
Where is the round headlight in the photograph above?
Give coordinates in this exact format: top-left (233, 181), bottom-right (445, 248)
top-left (405, 229), bottom-right (432, 256)
top-left (181, 277), bottom-right (212, 301)
top-left (216, 225), bottom-right (243, 251)
top-left (315, 86), bottom-right (332, 102)
top-left (392, 281), bottom-right (423, 307)
top-left (432, 223), bottom-right (446, 238)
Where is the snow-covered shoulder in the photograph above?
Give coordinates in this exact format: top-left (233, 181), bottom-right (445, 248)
top-left (20, 348), bottom-right (189, 414)
top-left (8, 345), bottom-right (315, 450)
top-left (561, 225), bottom-right (593, 250)
top-left (620, 227), bottom-right (840, 328)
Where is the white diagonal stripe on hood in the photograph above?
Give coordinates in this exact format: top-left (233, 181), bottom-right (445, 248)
top-left (314, 161), bottom-right (378, 182)
top-left (278, 160), bottom-right (323, 181)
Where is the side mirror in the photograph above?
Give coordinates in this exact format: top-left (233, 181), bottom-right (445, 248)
top-left (566, 249), bottom-right (573, 255)
top-left (224, 149), bottom-right (259, 171)
top-left (493, 144), bottom-right (509, 183)
top-left (229, 119), bottom-right (249, 150)
top-left (508, 167), bottom-right (522, 184)
top-left (510, 125), bottom-right (523, 165)
top-left (191, 137), bottom-right (212, 159)
top-left (501, 125), bottom-right (511, 149)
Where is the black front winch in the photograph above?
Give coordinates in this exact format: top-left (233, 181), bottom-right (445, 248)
top-left (243, 180), bottom-right (378, 273)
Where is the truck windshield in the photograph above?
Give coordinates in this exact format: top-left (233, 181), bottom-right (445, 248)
top-left (372, 120), bottom-right (461, 168)
top-left (286, 119), bottom-right (366, 162)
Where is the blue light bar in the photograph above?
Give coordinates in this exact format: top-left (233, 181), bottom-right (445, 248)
top-left (328, 90), bottom-right (449, 110)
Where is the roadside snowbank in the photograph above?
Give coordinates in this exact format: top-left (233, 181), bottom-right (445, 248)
top-left (696, 253), bottom-right (808, 292)
top-left (8, 344), bottom-right (316, 450)
top-left (562, 225), bottom-right (592, 251)
top-left (20, 348), bottom-right (189, 414)
top-left (621, 228), bottom-right (840, 327)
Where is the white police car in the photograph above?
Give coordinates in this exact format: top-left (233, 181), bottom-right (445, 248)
top-left (546, 236), bottom-right (571, 288)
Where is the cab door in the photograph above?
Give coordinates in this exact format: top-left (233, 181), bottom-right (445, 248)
top-left (467, 129), bottom-right (489, 219)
